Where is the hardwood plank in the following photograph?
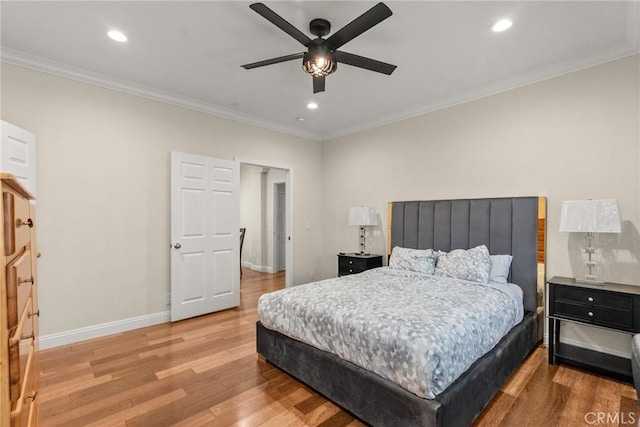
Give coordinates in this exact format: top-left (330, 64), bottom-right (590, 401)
top-left (496, 356), bottom-right (570, 427)
top-left (620, 383), bottom-right (638, 401)
top-left (303, 401), bottom-right (342, 425)
top-left (619, 396), bottom-right (640, 426)
top-left (90, 337), bottom-right (184, 366)
top-left (39, 373), bottom-right (112, 403)
top-left (558, 372), bottom-right (601, 427)
top-left (37, 270), bottom-right (639, 426)
top-left (42, 370), bottom-right (197, 425)
top-left (552, 365), bottom-right (581, 389)
top-left (559, 373), bottom-right (625, 427)
top-left (170, 410), bottom-right (217, 427)
top-left (473, 391), bottom-right (515, 427)
top-left (227, 387), bottom-right (311, 426)
top-left (207, 374), bottom-right (296, 425)
top-left (125, 366), bottom-right (273, 425)
top-left (501, 346), bottom-right (545, 397)
top-left (317, 410), bottom-right (362, 427)
top-left (137, 336), bottom-right (208, 359)
top-left (84, 389), bottom-right (187, 427)
top-left (296, 395), bottom-right (329, 415)
top-left (41, 398), bottom-right (132, 427)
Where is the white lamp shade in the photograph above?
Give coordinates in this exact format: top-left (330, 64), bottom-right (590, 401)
top-left (348, 206), bottom-right (378, 226)
top-left (559, 199), bottom-right (621, 233)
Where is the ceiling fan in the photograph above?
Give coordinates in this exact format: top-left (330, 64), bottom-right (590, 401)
top-left (241, 2), bottom-right (397, 94)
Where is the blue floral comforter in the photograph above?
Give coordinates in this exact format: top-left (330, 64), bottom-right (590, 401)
top-left (257, 267), bottom-right (523, 399)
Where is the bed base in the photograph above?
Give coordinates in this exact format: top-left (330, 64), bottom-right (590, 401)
top-left (257, 313), bottom-right (537, 427)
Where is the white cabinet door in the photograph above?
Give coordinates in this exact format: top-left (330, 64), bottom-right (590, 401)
top-left (0, 121), bottom-right (36, 196)
top-left (170, 151), bottom-right (239, 322)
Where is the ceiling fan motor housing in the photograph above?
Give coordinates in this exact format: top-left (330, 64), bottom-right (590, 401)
top-left (309, 18), bottom-right (331, 38)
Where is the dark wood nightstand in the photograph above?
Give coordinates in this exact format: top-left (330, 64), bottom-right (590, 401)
top-left (338, 253), bottom-right (383, 276)
top-left (547, 276), bottom-right (640, 382)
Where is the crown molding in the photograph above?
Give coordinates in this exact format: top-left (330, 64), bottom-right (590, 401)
top-left (1, 48), bottom-right (321, 142)
top-left (2, 45), bottom-right (637, 144)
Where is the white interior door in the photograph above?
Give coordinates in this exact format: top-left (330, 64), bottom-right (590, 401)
top-left (171, 151), bottom-right (239, 322)
top-left (1, 121), bottom-right (36, 196)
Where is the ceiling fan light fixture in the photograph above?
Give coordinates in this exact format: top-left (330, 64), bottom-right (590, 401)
top-left (303, 46), bottom-right (337, 77)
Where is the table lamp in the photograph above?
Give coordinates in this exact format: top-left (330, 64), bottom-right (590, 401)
top-left (559, 199), bottom-right (621, 284)
top-left (348, 206), bottom-right (378, 255)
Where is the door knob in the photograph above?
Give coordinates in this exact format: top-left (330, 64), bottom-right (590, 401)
top-left (174, 243), bottom-right (182, 249)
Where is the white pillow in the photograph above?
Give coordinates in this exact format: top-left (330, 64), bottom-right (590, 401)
top-left (389, 246), bottom-right (437, 274)
top-left (489, 254), bottom-right (513, 284)
top-left (434, 245), bottom-right (491, 283)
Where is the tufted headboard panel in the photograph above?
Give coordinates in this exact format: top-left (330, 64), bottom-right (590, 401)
top-left (389, 197), bottom-right (544, 313)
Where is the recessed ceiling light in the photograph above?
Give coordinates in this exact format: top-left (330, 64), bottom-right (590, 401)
top-left (107, 30), bottom-right (127, 42)
top-left (307, 102), bottom-right (318, 110)
top-left (492, 19), bottom-right (512, 33)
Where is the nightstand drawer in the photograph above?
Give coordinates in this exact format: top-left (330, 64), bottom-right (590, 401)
top-left (339, 257), bottom-right (367, 271)
top-left (554, 300), bottom-right (633, 330)
top-left (337, 254), bottom-right (383, 276)
top-left (555, 286), bottom-right (632, 310)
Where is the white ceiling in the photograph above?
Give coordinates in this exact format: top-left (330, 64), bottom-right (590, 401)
top-left (1, 1), bottom-right (638, 141)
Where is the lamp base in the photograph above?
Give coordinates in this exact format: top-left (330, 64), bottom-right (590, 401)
top-left (575, 276), bottom-right (605, 285)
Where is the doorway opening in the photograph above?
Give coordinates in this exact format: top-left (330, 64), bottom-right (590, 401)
top-left (273, 182), bottom-right (286, 273)
top-left (238, 160), bottom-right (292, 288)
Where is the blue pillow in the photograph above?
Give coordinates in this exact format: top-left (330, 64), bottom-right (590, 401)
top-left (489, 254), bottom-right (513, 284)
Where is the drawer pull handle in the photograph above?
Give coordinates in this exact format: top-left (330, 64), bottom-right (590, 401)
top-left (349, 261), bottom-right (353, 265)
top-left (19, 276), bottom-right (34, 285)
top-left (17, 218), bottom-right (34, 228)
top-left (25, 391), bottom-right (37, 402)
top-left (349, 269), bottom-right (353, 273)
top-left (587, 297), bottom-right (594, 302)
top-left (588, 311), bottom-right (594, 317)
top-left (29, 310), bottom-right (40, 318)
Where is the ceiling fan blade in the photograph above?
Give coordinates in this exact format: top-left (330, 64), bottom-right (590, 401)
top-left (326, 2), bottom-right (392, 50)
top-left (335, 51), bottom-right (396, 75)
top-left (313, 76), bottom-right (325, 93)
top-left (242, 52), bottom-right (305, 69)
top-left (250, 3), bottom-right (312, 47)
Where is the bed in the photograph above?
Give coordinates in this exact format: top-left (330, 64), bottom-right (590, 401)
top-left (256, 197), bottom-right (545, 426)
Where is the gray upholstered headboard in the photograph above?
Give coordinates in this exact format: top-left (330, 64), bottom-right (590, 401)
top-left (389, 197), bottom-right (544, 313)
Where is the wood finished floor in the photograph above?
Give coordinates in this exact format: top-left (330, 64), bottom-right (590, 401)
top-left (39, 270), bottom-right (639, 426)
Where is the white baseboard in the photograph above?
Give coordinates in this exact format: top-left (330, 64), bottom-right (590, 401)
top-left (39, 311), bottom-right (170, 350)
top-left (241, 261), bottom-right (274, 274)
top-left (543, 333), bottom-right (631, 359)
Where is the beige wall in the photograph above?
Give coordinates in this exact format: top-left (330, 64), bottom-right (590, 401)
top-left (321, 55), bottom-right (640, 355)
top-left (1, 63), bottom-right (323, 336)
